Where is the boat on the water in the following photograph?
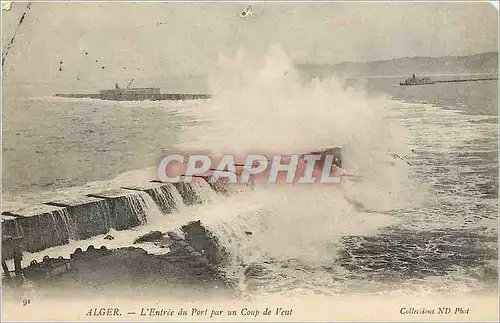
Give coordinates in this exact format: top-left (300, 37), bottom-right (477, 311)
top-left (399, 74), bottom-right (435, 86)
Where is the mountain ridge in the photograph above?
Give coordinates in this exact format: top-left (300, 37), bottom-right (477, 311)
top-left (296, 52), bottom-right (499, 78)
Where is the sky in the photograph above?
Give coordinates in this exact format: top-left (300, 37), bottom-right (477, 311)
top-left (2, 1), bottom-right (498, 95)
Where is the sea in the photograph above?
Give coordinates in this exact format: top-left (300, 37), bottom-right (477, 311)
top-left (2, 51), bottom-right (498, 300)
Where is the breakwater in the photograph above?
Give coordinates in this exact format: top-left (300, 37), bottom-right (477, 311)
top-left (2, 147), bottom-right (342, 282)
top-left (400, 76), bottom-right (498, 86)
top-left (19, 231), bottom-right (234, 290)
top-left (54, 93), bottom-right (211, 101)
top-left (434, 77), bottom-right (499, 83)
top-left (1, 178), bottom-right (227, 262)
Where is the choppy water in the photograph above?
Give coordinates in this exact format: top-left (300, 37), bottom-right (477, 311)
top-left (192, 101), bottom-right (498, 298)
top-left (1, 97), bottom-right (193, 196)
top-left (1, 54), bottom-right (498, 299)
top-left (316, 103), bottom-right (498, 296)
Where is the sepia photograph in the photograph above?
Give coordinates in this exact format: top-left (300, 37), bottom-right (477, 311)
top-left (1, 1), bottom-right (499, 321)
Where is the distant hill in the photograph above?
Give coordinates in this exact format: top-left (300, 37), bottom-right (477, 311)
top-left (296, 52), bottom-right (498, 79)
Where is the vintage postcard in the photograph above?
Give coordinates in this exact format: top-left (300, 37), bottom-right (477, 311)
top-left (1, 1), bottom-right (498, 321)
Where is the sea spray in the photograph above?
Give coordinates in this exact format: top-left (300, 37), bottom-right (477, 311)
top-left (197, 185), bottom-right (398, 266)
top-left (190, 178), bottom-right (219, 203)
top-left (176, 46), bottom-right (417, 211)
top-left (170, 184), bottom-right (186, 212)
top-left (147, 184), bottom-right (179, 215)
top-left (124, 191), bottom-right (164, 224)
top-left (54, 208), bottom-right (75, 240)
top-left (161, 46), bottom-right (421, 293)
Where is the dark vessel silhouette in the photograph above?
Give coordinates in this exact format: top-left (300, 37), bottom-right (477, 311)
top-left (399, 74), bottom-right (435, 86)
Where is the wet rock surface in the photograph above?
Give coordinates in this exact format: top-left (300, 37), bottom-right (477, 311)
top-left (133, 230), bottom-right (164, 244)
top-left (180, 220), bottom-right (230, 266)
top-left (8, 233), bottom-right (237, 298)
top-left (164, 232), bottom-right (229, 281)
top-left (173, 182), bottom-right (203, 206)
top-left (45, 196), bottom-right (111, 240)
top-left (200, 177), bottom-right (233, 196)
top-left (3, 206), bottom-right (70, 253)
top-left (122, 183), bottom-right (179, 215)
top-left (87, 190), bottom-right (147, 231)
